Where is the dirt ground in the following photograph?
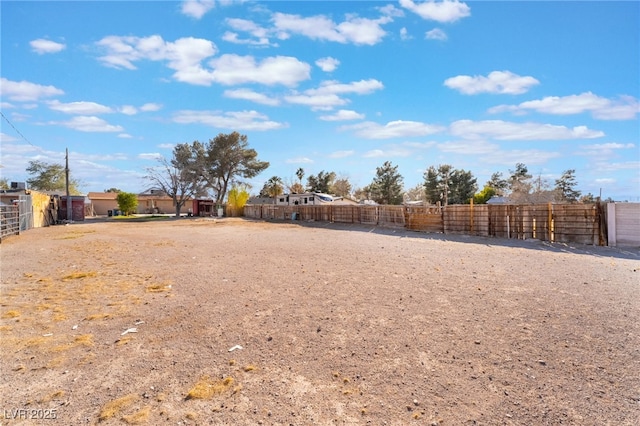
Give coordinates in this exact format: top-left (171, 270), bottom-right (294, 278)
top-left (1, 217), bottom-right (639, 425)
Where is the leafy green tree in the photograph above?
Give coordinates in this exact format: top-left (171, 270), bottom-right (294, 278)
top-left (198, 132), bottom-right (269, 207)
top-left (448, 169), bottom-right (477, 204)
top-left (424, 164), bottom-right (453, 205)
top-left (104, 187), bottom-right (121, 193)
top-left (473, 186), bottom-right (496, 204)
top-left (486, 172), bottom-right (508, 196)
top-left (369, 161), bottom-right (404, 205)
top-left (508, 163), bottom-right (532, 202)
top-left (307, 170), bottom-right (336, 194)
top-left (145, 143), bottom-right (205, 217)
top-left (26, 160), bottom-right (81, 194)
top-left (554, 169), bottom-right (581, 202)
top-left (424, 165), bottom-right (476, 205)
top-left (116, 192), bottom-right (138, 215)
top-left (0, 177), bottom-right (9, 190)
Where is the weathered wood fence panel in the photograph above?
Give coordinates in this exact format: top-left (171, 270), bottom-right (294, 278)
top-left (552, 204), bottom-right (600, 245)
top-left (244, 202), bottom-right (610, 246)
top-left (405, 206), bottom-right (443, 233)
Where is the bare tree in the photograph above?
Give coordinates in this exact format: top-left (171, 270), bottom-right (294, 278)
top-left (145, 144), bottom-right (204, 217)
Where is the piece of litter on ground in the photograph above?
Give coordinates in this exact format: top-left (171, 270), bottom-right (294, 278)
top-left (43, 333), bottom-right (53, 337)
top-left (121, 328), bottom-right (138, 336)
top-left (135, 320), bottom-right (145, 325)
top-left (72, 325), bottom-right (78, 330)
top-left (228, 345), bottom-right (243, 352)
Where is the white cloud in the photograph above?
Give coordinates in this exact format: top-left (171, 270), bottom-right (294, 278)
top-left (272, 12), bottom-right (391, 46)
top-left (400, 27), bottom-right (412, 40)
top-left (480, 149), bottom-right (562, 166)
top-left (426, 28), bottom-right (447, 41)
top-left (54, 116), bottom-right (124, 133)
top-left (181, 0), bottom-right (215, 19)
top-left (0, 78), bottom-right (64, 102)
top-left (489, 92), bottom-right (640, 120)
top-left (438, 140), bottom-right (498, 154)
top-left (445, 71), bottom-right (540, 95)
top-left (222, 31), bottom-right (272, 46)
top-left (209, 54), bottom-right (311, 87)
top-left (173, 110), bottom-right (287, 131)
top-left (223, 18), bottom-right (273, 46)
top-left (224, 88), bottom-right (280, 106)
top-left (96, 35), bottom-right (218, 85)
top-left (30, 39), bottom-right (66, 54)
top-left (363, 145), bottom-right (414, 158)
top-left (119, 105), bottom-right (138, 115)
top-left (47, 100), bottom-right (113, 115)
top-left (140, 103), bottom-right (162, 112)
top-left (450, 119), bottom-right (605, 140)
top-left (97, 36), bottom-right (312, 88)
top-left (363, 149), bottom-right (386, 158)
top-left (1, 133), bottom-right (19, 143)
top-left (316, 57), bottom-right (340, 72)
top-left (328, 150), bottom-right (355, 159)
top-left (285, 79), bottom-right (384, 110)
top-left (158, 143), bottom-right (176, 149)
top-left (285, 157), bottom-right (314, 164)
top-left (319, 109), bottom-right (365, 121)
top-left (577, 142), bottom-right (636, 157)
top-left (118, 133), bottom-right (133, 139)
top-left (284, 93), bottom-right (348, 110)
top-left (139, 152), bottom-right (163, 160)
top-left (400, 0), bottom-right (471, 23)
top-left (341, 120), bottom-right (445, 139)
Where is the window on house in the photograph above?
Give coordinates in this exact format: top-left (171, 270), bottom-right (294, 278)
top-left (279, 198), bottom-right (285, 203)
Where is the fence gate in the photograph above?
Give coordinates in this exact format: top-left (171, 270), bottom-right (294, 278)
top-left (19, 194), bottom-right (34, 232)
top-left (1, 205), bottom-right (20, 241)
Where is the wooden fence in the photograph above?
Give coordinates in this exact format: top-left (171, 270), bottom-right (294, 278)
top-left (245, 202), bottom-right (608, 246)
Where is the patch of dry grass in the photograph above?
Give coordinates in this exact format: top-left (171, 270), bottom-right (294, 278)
top-left (2, 310), bottom-right (20, 319)
top-left (62, 271), bottom-right (97, 281)
top-left (98, 394), bottom-right (139, 422)
top-left (145, 284), bottom-right (172, 293)
top-left (122, 405), bottom-right (151, 424)
top-left (186, 376), bottom-right (235, 400)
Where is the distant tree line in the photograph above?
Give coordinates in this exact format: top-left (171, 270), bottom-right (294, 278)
top-left (262, 161), bottom-right (587, 206)
top-left (15, 131), bottom-right (596, 211)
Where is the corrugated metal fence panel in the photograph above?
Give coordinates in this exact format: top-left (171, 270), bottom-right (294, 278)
top-left (615, 203), bottom-right (640, 247)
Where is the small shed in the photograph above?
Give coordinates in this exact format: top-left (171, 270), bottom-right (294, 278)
top-left (58, 196), bottom-right (86, 222)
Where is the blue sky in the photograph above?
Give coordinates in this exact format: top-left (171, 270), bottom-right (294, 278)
top-left (1, 0), bottom-right (639, 200)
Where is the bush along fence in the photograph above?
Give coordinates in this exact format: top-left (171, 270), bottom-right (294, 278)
top-left (244, 202), bottom-right (609, 246)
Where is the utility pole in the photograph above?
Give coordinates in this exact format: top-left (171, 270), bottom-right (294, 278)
top-left (66, 148), bottom-right (72, 222)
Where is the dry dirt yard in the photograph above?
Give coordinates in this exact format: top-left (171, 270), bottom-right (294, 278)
top-left (1, 217), bottom-right (639, 426)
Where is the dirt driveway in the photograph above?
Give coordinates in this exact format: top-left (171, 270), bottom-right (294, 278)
top-left (1, 218), bottom-right (639, 425)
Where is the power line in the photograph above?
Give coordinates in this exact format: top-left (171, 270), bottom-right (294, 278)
top-left (1, 111), bottom-right (39, 148)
